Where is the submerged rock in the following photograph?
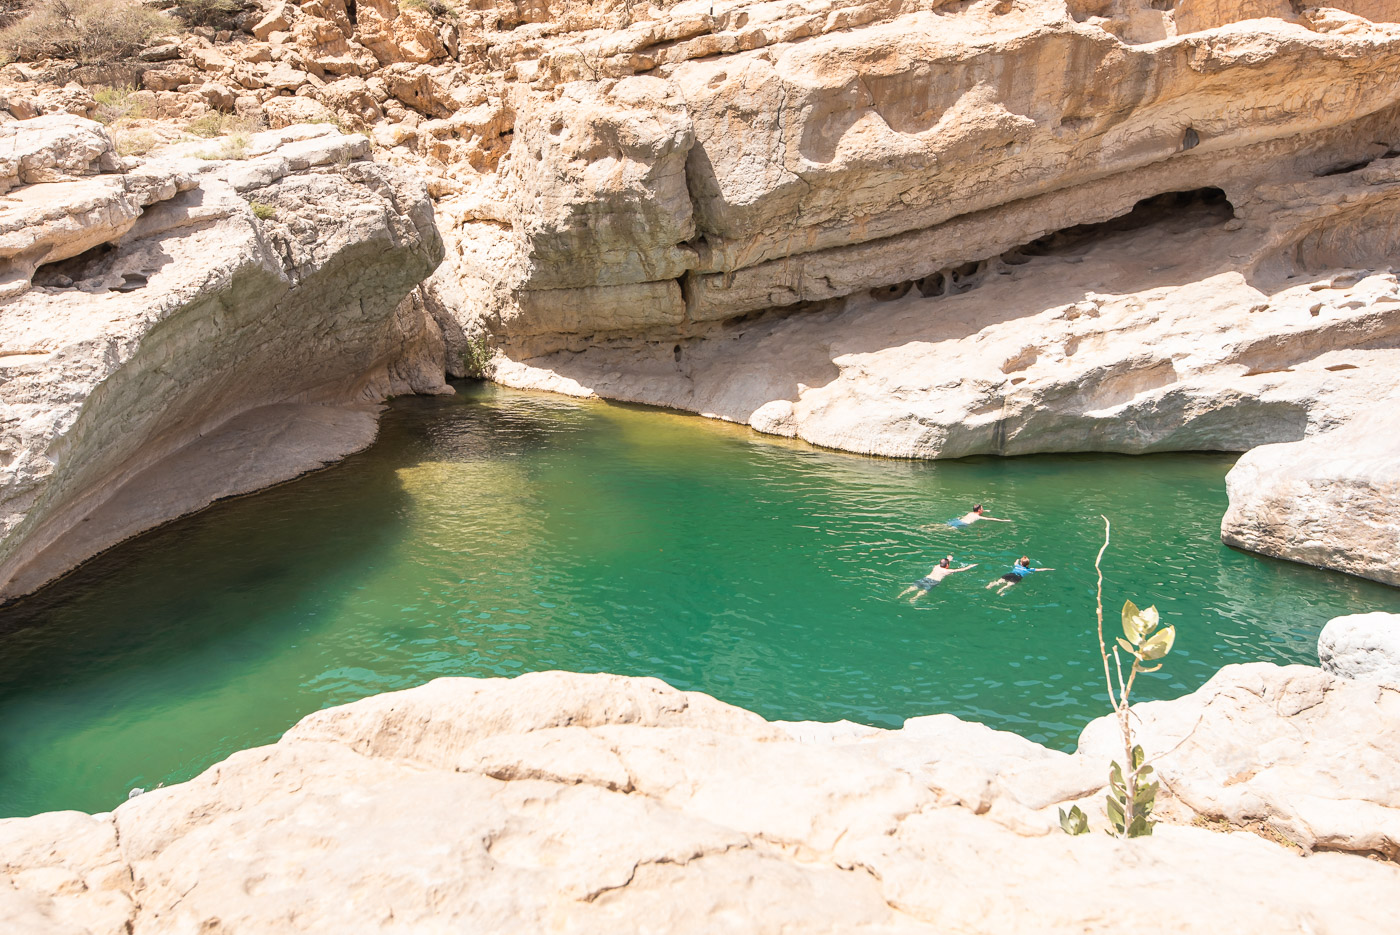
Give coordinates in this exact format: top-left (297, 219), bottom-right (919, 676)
top-left (1221, 404), bottom-right (1399, 586)
top-left (1319, 612), bottom-right (1400, 682)
top-left (2, 668), bottom-right (1399, 933)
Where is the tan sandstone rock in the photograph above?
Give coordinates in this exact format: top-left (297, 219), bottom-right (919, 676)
top-left (2, 669), bottom-right (1399, 933)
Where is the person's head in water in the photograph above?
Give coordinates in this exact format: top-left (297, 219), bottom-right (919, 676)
top-left (939, 556), bottom-right (952, 568)
top-left (973, 504), bottom-right (984, 514)
top-left (1019, 556), bottom-right (1031, 567)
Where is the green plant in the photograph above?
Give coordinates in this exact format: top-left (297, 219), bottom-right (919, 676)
top-left (0, 0), bottom-right (170, 65)
top-left (185, 111), bottom-right (226, 138)
top-left (1060, 517), bottom-right (1178, 839)
top-left (168, 0), bottom-right (241, 28)
top-left (194, 131), bottom-right (248, 160)
top-left (401, 0), bottom-right (455, 17)
top-left (248, 199), bottom-right (275, 220)
top-left (460, 335), bottom-right (492, 378)
top-left (93, 83), bottom-right (144, 124)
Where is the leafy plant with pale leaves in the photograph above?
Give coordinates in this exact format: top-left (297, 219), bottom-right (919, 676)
top-left (1059, 516), bottom-right (1177, 838)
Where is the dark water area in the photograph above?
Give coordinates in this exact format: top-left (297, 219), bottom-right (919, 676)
top-left (3, 383), bottom-right (1397, 818)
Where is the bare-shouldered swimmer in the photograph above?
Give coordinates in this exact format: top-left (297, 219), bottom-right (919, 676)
top-left (899, 556), bottom-right (979, 603)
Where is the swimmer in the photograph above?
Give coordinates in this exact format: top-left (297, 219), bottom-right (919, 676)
top-left (985, 556), bottom-right (1053, 596)
top-left (898, 556), bottom-right (979, 603)
top-left (944, 504), bottom-right (1011, 529)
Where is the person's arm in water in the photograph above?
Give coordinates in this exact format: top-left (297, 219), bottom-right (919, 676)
top-left (980, 515), bottom-right (1012, 523)
top-left (1030, 567), bottom-right (1054, 572)
top-left (948, 563), bottom-right (979, 573)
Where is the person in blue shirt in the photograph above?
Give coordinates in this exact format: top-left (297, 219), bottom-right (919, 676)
top-left (985, 556), bottom-right (1053, 596)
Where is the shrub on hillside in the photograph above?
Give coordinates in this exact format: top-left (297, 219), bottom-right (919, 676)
top-left (0, 0), bottom-right (171, 64)
top-left (167, 0), bottom-right (243, 29)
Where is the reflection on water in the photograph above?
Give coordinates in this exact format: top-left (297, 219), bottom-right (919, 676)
top-left (2, 383), bottom-right (1397, 818)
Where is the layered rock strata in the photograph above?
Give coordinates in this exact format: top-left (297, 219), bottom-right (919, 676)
top-left (455, 4), bottom-right (1400, 461)
top-left (1221, 404), bottom-right (1400, 585)
top-left (2, 666), bottom-right (1398, 933)
top-left (0, 116), bottom-right (446, 601)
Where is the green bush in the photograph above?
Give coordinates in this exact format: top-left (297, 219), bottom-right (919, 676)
top-left (186, 111), bottom-right (260, 138)
top-left (248, 200), bottom-right (276, 220)
top-left (0, 0), bottom-right (171, 65)
top-left (460, 335), bottom-right (492, 378)
top-left (168, 0), bottom-right (242, 28)
top-left (93, 84), bottom-right (144, 124)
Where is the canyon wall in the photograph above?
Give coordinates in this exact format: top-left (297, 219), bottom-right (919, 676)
top-left (0, 117), bottom-right (446, 601)
top-left (3, 0), bottom-right (1399, 592)
top-left (105, 0), bottom-right (1397, 463)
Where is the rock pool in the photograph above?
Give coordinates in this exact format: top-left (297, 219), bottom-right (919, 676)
top-left (2, 383), bottom-right (1397, 817)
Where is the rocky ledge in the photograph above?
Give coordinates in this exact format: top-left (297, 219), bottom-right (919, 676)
top-left (0, 115), bottom-right (447, 601)
top-left (2, 661), bottom-right (1398, 933)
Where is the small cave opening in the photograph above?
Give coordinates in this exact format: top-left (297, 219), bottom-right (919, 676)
top-left (858, 188), bottom-right (1234, 307)
top-left (31, 242), bottom-right (117, 289)
top-left (1315, 159), bottom-right (1375, 178)
top-left (1017, 188), bottom-right (1233, 258)
top-left (346, 0), bottom-right (357, 24)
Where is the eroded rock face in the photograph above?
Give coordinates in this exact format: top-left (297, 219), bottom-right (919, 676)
top-left (0, 117), bottom-right (447, 601)
top-left (5, 3), bottom-right (1400, 474)
top-left (1319, 612), bottom-right (1400, 682)
top-left (2, 668), bottom-right (1399, 933)
top-left (464, 5), bottom-right (1400, 465)
top-left (1221, 403), bottom-right (1399, 586)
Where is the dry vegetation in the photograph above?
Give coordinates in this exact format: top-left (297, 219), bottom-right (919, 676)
top-left (0, 0), bottom-right (170, 64)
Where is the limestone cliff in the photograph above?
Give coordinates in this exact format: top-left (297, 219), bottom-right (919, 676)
top-left (0, 116), bottom-right (446, 601)
top-left (53, 0), bottom-right (1398, 462)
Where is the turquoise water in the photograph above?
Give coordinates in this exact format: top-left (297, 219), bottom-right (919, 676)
top-left (2, 384), bottom-right (1398, 818)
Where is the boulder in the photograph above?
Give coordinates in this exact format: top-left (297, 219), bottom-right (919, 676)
top-left (252, 3), bottom-right (292, 40)
top-left (1319, 612), bottom-right (1400, 682)
top-left (1222, 404), bottom-right (1400, 586)
top-left (0, 114), bottom-right (117, 194)
top-left (1078, 663), bottom-right (1400, 858)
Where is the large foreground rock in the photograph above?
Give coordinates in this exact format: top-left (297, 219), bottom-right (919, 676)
top-left (1221, 404), bottom-right (1399, 585)
top-left (1319, 612), bottom-right (1400, 682)
top-left (0, 117), bottom-right (448, 601)
top-left (1079, 663), bottom-right (1400, 859)
top-left (3, 667), bottom-right (1399, 933)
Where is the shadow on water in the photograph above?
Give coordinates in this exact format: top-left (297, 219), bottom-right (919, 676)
top-left (2, 382), bottom-right (1398, 817)
top-left (0, 385), bottom-right (580, 814)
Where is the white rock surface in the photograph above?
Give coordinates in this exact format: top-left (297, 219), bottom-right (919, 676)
top-left (1222, 404), bottom-right (1400, 585)
top-left (3, 669), bottom-right (1399, 933)
top-left (1079, 662), bottom-right (1400, 858)
top-left (1319, 612), bottom-right (1400, 682)
top-left (0, 117), bottom-right (448, 601)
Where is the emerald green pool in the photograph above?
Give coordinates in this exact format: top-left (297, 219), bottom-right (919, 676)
top-left (3, 384), bottom-right (1398, 818)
